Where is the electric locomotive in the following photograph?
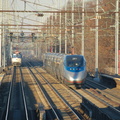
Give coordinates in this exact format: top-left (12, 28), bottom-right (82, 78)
top-left (11, 51), bottom-right (22, 66)
top-left (43, 53), bottom-right (87, 87)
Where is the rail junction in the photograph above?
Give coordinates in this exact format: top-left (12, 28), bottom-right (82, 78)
top-left (0, 59), bottom-right (120, 120)
top-left (0, 0), bottom-right (120, 120)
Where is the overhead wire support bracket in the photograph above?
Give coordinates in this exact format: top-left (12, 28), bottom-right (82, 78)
top-left (0, 10), bottom-right (119, 13)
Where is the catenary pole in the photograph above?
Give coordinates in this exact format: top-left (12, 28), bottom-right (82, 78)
top-left (0, 0), bottom-right (2, 67)
top-left (81, 0), bottom-right (84, 55)
top-left (71, 0), bottom-right (74, 54)
top-left (115, 0), bottom-right (119, 75)
top-left (59, 0), bottom-right (61, 53)
top-left (95, 0), bottom-right (99, 78)
top-left (65, 0), bottom-right (67, 54)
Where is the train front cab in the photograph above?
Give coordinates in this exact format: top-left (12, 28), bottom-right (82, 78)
top-left (63, 55), bottom-right (87, 87)
top-left (11, 53), bottom-right (22, 66)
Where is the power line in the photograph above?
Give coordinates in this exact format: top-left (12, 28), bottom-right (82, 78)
top-left (0, 10), bottom-right (119, 13)
top-left (21, 0), bottom-right (60, 10)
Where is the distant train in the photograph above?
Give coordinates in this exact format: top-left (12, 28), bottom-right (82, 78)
top-left (11, 52), bottom-right (22, 66)
top-left (43, 53), bottom-right (87, 88)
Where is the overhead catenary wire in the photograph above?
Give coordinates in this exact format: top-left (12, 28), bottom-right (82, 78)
top-left (21, 0), bottom-right (61, 11)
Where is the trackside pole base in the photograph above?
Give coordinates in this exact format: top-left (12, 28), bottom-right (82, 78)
top-left (36, 103), bottom-right (46, 120)
top-left (94, 68), bottom-right (100, 82)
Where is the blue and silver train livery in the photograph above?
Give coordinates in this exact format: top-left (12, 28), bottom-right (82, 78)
top-left (43, 53), bottom-right (87, 88)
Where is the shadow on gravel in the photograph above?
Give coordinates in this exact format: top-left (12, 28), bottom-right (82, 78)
top-left (83, 76), bottom-right (117, 90)
top-left (81, 97), bottom-right (120, 120)
top-left (22, 60), bottom-right (43, 67)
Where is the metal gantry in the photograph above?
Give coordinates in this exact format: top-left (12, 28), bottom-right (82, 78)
top-left (0, 0), bottom-right (119, 75)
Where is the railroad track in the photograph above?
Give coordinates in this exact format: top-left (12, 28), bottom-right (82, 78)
top-left (1, 66), bottom-right (35, 120)
top-left (26, 61), bottom-right (84, 120)
top-left (70, 78), bottom-right (120, 120)
top-left (30, 59), bottom-right (120, 120)
top-left (86, 78), bottom-right (120, 101)
top-left (5, 67), bottom-right (29, 120)
top-left (1, 59), bottom-right (120, 120)
top-left (0, 68), bottom-right (13, 120)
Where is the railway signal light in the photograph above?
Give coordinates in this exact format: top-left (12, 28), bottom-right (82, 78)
top-left (10, 32), bottom-right (13, 42)
top-left (31, 33), bottom-right (35, 42)
top-left (20, 31), bottom-right (24, 42)
top-left (20, 31), bottom-right (24, 36)
top-left (37, 13), bottom-right (44, 17)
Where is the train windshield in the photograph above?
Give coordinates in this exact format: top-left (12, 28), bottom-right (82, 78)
top-left (12, 54), bottom-right (22, 58)
top-left (66, 56), bottom-right (84, 67)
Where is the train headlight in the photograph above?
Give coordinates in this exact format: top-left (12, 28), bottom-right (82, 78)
top-left (69, 77), bottom-right (74, 81)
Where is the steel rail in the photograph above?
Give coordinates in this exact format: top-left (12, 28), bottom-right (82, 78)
top-left (26, 64), bottom-right (61, 120)
top-left (69, 84), bottom-right (120, 119)
top-left (81, 87), bottom-right (120, 117)
top-left (85, 79), bottom-right (120, 113)
top-left (86, 78), bottom-right (120, 100)
top-left (28, 60), bottom-right (120, 119)
top-left (4, 67), bottom-right (29, 120)
top-left (5, 67), bottom-right (15, 120)
top-left (69, 78), bottom-right (120, 118)
top-left (27, 62), bottom-right (82, 120)
top-left (19, 67), bottom-right (29, 120)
